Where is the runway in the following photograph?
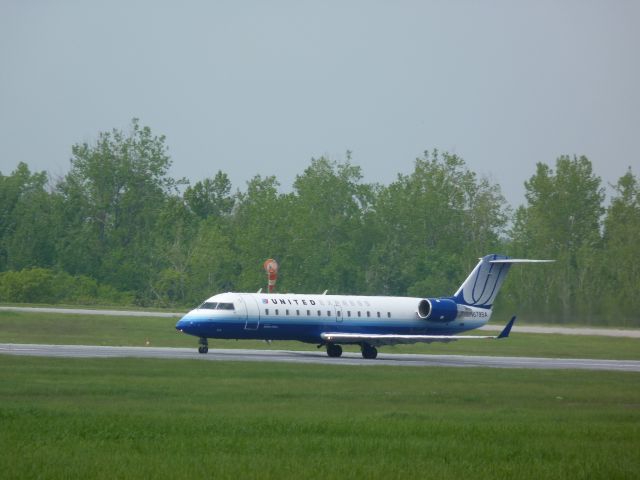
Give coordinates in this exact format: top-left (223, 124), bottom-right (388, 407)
top-left (0, 306), bottom-right (181, 318)
top-left (1, 343), bottom-right (639, 372)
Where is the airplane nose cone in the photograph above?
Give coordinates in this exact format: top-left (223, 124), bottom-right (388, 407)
top-left (176, 314), bottom-right (199, 335)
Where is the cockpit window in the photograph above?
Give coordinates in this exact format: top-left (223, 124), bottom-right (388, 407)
top-left (216, 303), bottom-right (235, 310)
top-left (200, 302), bottom-right (218, 309)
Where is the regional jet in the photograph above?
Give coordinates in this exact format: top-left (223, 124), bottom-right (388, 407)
top-left (176, 254), bottom-right (551, 359)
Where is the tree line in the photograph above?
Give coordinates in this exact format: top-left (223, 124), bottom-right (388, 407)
top-left (1, 119), bottom-right (638, 326)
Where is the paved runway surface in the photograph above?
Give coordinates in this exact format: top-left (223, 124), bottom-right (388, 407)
top-left (2, 306), bottom-right (639, 337)
top-left (1, 343), bottom-right (639, 372)
top-left (0, 306), bottom-right (181, 318)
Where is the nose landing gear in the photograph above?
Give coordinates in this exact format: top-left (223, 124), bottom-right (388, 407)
top-left (198, 338), bottom-right (208, 354)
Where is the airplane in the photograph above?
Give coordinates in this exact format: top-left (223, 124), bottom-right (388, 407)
top-left (175, 254), bottom-right (552, 359)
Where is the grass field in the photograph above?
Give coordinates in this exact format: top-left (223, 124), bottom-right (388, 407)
top-left (1, 310), bottom-right (639, 360)
top-left (1, 355), bottom-right (638, 479)
top-left (1, 309), bottom-right (639, 478)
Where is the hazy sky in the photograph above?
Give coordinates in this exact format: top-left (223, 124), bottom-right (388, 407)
top-left (1, 1), bottom-right (638, 206)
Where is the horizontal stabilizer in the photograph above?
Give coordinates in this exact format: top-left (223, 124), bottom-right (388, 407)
top-left (497, 316), bottom-right (517, 339)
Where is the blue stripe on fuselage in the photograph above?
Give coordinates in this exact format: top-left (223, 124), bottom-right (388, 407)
top-left (175, 312), bottom-right (482, 343)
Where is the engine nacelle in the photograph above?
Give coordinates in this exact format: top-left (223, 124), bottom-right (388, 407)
top-left (417, 298), bottom-right (458, 322)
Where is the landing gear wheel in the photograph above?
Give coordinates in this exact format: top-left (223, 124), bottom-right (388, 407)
top-left (326, 344), bottom-right (343, 358)
top-left (361, 344), bottom-right (378, 360)
top-left (198, 345), bottom-right (209, 354)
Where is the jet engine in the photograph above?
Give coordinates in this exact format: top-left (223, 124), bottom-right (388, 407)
top-left (417, 298), bottom-right (458, 322)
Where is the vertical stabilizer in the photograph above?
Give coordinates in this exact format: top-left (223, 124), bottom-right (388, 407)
top-left (452, 255), bottom-right (554, 309)
top-left (452, 254), bottom-right (512, 308)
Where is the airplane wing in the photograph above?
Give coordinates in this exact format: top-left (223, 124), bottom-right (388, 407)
top-left (320, 316), bottom-right (516, 347)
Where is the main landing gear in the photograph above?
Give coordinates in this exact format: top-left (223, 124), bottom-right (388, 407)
top-left (326, 343), bottom-right (343, 358)
top-left (324, 343), bottom-right (378, 359)
top-left (198, 337), bottom-right (208, 354)
top-left (361, 344), bottom-right (378, 360)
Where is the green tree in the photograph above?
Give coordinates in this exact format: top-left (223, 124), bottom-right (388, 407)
top-left (184, 170), bottom-right (235, 219)
top-left (184, 217), bottom-right (239, 304)
top-left (284, 157), bottom-right (374, 294)
top-left (600, 169), bottom-right (640, 325)
top-left (0, 163), bottom-right (57, 270)
top-left (149, 196), bottom-right (199, 305)
top-left (56, 119), bottom-right (181, 295)
top-left (231, 175), bottom-right (293, 292)
top-left (507, 156), bottom-right (604, 323)
top-left (367, 150), bottom-right (507, 297)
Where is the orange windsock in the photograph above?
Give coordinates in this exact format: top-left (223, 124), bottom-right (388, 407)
top-left (263, 258), bottom-right (279, 293)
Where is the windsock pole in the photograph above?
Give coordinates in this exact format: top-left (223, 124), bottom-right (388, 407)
top-left (263, 259), bottom-right (279, 293)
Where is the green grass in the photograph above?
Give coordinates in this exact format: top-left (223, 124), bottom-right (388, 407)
top-left (1, 310), bottom-right (639, 360)
top-left (0, 355), bottom-right (638, 479)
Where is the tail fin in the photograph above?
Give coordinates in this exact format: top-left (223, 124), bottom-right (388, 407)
top-left (452, 254), bottom-right (553, 309)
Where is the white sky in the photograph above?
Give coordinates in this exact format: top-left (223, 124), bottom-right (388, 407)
top-left (1, 1), bottom-right (638, 206)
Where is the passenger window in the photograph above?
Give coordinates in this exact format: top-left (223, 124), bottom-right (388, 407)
top-left (387, 312), bottom-right (391, 318)
top-left (357, 311), bottom-right (361, 317)
top-left (377, 312), bottom-right (381, 318)
top-left (327, 310), bottom-right (331, 317)
top-left (275, 309), bottom-right (279, 315)
top-left (307, 310), bottom-right (311, 316)
top-left (347, 311), bottom-right (351, 317)
top-left (265, 309), bottom-right (269, 315)
top-left (337, 311), bottom-right (341, 316)
top-left (317, 310), bottom-right (321, 316)
top-left (296, 309), bottom-right (300, 315)
top-left (286, 309), bottom-right (290, 315)
top-left (366, 311), bottom-right (370, 317)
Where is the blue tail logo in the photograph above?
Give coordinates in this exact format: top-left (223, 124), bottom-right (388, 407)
top-left (452, 254), bottom-right (512, 309)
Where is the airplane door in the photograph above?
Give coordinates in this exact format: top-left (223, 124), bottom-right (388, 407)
top-left (239, 295), bottom-right (260, 330)
top-left (335, 301), bottom-right (343, 323)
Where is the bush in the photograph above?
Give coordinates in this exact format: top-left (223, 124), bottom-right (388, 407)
top-left (0, 268), bottom-right (57, 303)
top-left (0, 268), bottom-right (134, 306)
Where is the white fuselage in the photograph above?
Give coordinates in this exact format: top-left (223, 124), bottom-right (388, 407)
top-left (176, 291), bottom-right (491, 344)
